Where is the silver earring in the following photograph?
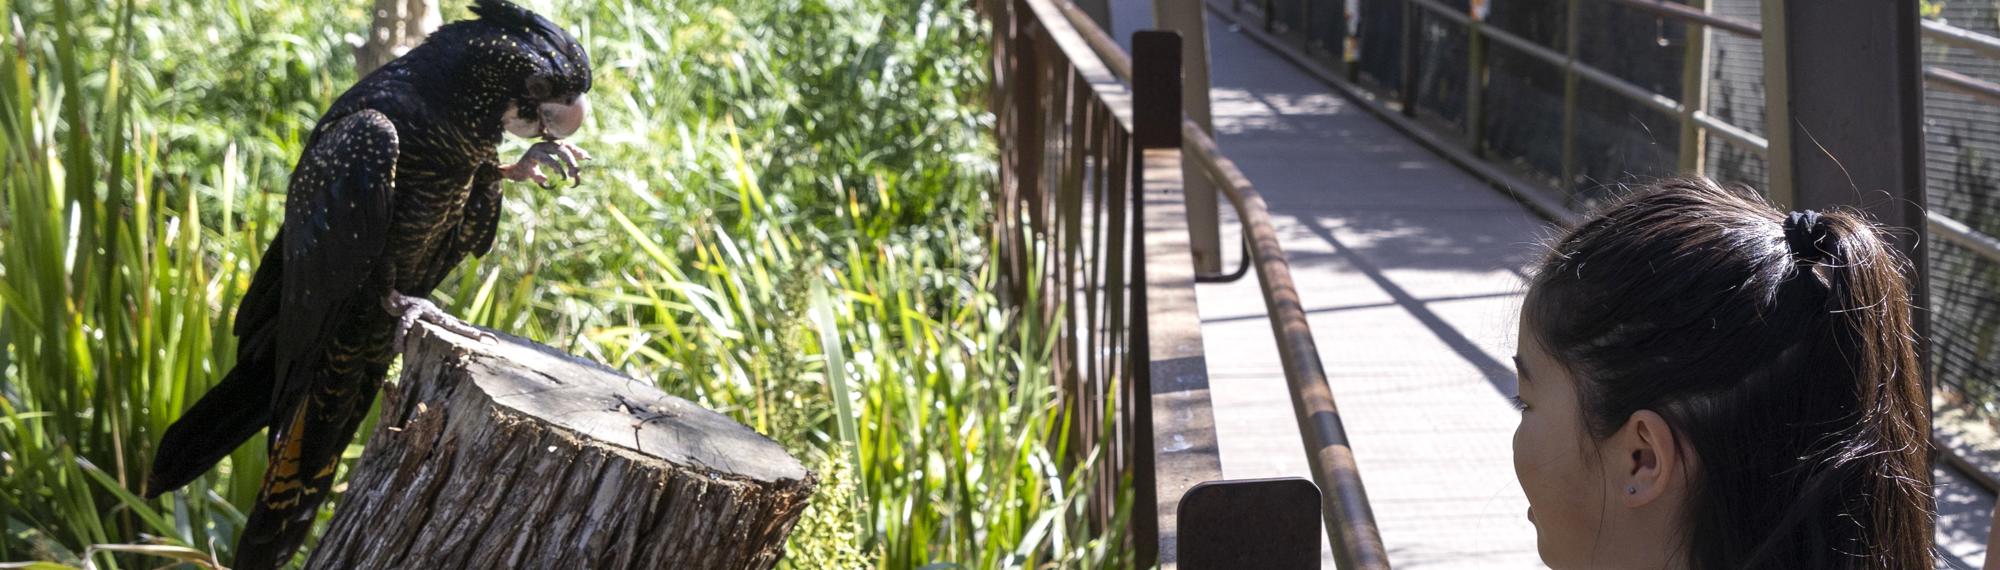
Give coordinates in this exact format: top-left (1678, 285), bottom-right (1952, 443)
top-left (1627, 486), bottom-right (1638, 495)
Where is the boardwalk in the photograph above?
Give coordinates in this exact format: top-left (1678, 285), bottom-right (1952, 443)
top-left (1153, 10), bottom-right (1545, 567)
top-left (1109, 3), bottom-right (1996, 569)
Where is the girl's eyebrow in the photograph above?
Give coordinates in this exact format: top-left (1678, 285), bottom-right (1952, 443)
top-left (1513, 355), bottom-right (1532, 385)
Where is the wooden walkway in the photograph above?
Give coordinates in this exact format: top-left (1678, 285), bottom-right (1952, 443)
top-left (1179, 14), bottom-right (1544, 567)
top-left (1109, 3), bottom-right (1995, 569)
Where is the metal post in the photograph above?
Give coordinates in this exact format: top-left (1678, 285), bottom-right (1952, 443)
top-left (1399, 0), bottom-right (1420, 116)
top-left (1761, 0), bottom-right (1929, 385)
top-left (1132, 32), bottom-right (1185, 564)
top-left (1346, 0), bottom-right (1362, 81)
top-left (1153, 0), bottom-right (1225, 273)
top-left (1465, 0), bottom-right (1487, 156)
top-left (1329, 0), bottom-right (1352, 76)
top-left (1072, 0), bottom-right (1112, 32)
top-left (1300, 0), bottom-right (1315, 49)
top-left (1177, 479), bottom-right (1323, 567)
top-left (1760, 0), bottom-right (1791, 203)
top-left (1011, 12), bottom-right (1046, 307)
top-left (1677, 0), bottom-right (1711, 174)
top-left (1558, 0), bottom-right (1581, 193)
top-left (1134, 30), bottom-right (1230, 568)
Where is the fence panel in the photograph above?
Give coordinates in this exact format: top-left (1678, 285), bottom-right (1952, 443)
top-left (986, 1), bottom-right (1225, 564)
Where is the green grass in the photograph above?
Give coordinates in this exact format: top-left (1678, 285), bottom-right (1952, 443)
top-left (0, 0), bottom-right (1131, 567)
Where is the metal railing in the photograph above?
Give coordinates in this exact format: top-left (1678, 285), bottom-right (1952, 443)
top-left (1918, 20), bottom-right (2000, 265)
top-left (1214, 0), bottom-right (2000, 265)
top-left (988, 0), bottom-right (1393, 566)
top-left (1032, 0), bottom-right (2000, 563)
top-left (1048, 4), bottom-right (1393, 568)
top-left (985, 0), bottom-right (1225, 564)
top-left (1211, 0), bottom-right (2000, 494)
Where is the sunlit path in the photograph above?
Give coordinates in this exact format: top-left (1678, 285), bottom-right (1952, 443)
top-left (1110, 3), bottom-right (1540, 566)
top-left (1110, 2), bottom-right (1995, 568)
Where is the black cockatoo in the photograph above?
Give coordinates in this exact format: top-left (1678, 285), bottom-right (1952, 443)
top-left (143, 1), bottom-right (592, 567)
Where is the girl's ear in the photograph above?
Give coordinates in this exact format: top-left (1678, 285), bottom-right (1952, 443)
top-left (1611, 409), bottom-right (1683, 508)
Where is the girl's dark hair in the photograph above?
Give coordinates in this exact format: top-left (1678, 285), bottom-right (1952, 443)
top-left (1524, 179), bottom-right (1932, 569)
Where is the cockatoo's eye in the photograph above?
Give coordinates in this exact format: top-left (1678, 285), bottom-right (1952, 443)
top-left (526, 75), bottom-right (553, 100)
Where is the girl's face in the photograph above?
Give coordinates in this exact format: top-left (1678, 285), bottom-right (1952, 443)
top-left (1510, 317), bottom-right (1611, 569)
top-left (1512, 310), bottom-right (1689, 569)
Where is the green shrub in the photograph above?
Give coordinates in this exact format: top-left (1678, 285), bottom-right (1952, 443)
top-left (0, 0), bottom-right (1128, 568)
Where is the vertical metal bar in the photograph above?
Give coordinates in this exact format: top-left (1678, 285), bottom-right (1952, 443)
top-left (1152, 0), bottom-right (1225, 274)
top-left (1131, 31), bottom-right (1184, 567)
top-left (1134, 33), bottom-right (1185, 151)
top-left (1072, 0), bottom-right (1112, 32)
top-left (1760, 0), bottom-right (1793, 204)
top-left (1105, 119), bottom-right (1131, 502)
top-left (1012, 4), bottom-right (1045, 307)
top-left (1026, 23), bottom-right (1049, 258)
top-left (1465, 0), bottom-right (1487, 156)
top-left (1399, 0), bottom-right (1421, 117)
top-left (1677, 0), bottom-right (1711, 174)
top-left (1330, 0), bottom-right (1352, 76)
top-left (1762, 0), bottom-right (1930, 397)
top-left (1083, 98), bottom-right (1107, 531)
top-left (1559, 0), bottom-right (1581, 193)
top-left (1348, 0), bottom-right (1362, 81)
top-left (1060, 65), bottom-right (1090, 494)
top-left (1300, 0), bottom-right (1315, 48)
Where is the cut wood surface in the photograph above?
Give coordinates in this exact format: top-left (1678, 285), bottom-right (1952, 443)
top-left (305, 321), bottom-right (816, 570)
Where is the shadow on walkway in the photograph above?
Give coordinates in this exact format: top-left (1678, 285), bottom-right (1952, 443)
top-left (1109, 2), bottom-right (1992, 569)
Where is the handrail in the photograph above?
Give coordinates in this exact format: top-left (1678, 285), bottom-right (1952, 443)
top-left (1925, 19), bottom-right (2000, 60)
top-left (988, 0), bottom-right (1231, 564)
top-left (1382, 0), bottom-right (2000, 269)
top-left (1204, 0), bottom-right (2000, 557)
top-left (1926, 63), bottom-right (2000, 104)
top-left (1922, 20), bottom-right (2000, 109)
top-left (1053, 2), bottom-right (1393, 567)
top-left (1048, 3), bottom-right (1251, 288)
top-left (1914, 22), bottom-right (2000, 264)
top-left (1179, 123), bottom-right (1394, 570)
top-left (1933, 211), bottom-right (2000, 264)
top-left (1598, 0), bottom-right (1760, 37)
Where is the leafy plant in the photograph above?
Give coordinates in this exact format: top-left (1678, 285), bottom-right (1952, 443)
top-left (0, 0), bottom-right (1129, 568)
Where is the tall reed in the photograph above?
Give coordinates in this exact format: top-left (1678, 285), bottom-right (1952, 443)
top-left (0, 0), bottom-right (1128, 567)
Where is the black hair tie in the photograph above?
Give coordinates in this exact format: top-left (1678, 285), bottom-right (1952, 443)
top-left (1783, 209), bottom-right (1831, 263)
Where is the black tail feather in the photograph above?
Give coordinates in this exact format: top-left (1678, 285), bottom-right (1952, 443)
top-left (233, 395), bottom-right (374, 570)
top-left (145, 364), bottom-right (271, 498)
top-left (233, 511), bottom-right (317, 570)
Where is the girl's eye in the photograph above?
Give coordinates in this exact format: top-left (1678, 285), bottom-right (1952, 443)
top-left (1509, 395), bottom-right (1529, 412)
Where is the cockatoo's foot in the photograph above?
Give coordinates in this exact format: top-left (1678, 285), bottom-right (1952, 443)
top-left (383, 290), bottom-right (494, 352)
top-left (499, 139), bottom-right (592, 189)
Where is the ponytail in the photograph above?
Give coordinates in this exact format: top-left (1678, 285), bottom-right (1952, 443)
top-left (1812, 209), bottom-right (1930, 568)
top-left (1525, 179), bottom-right (1933, 569)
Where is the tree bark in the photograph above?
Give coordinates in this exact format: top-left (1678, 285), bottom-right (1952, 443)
top-left (305, 322), bottom-right (818, 570)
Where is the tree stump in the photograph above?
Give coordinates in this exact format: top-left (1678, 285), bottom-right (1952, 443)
top-left (305, 322), bottom-right (818, 570)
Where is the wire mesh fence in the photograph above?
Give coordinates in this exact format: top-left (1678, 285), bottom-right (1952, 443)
top-left (1232, 0), bottom-right (2000, 422)
top-left (1918, 1), bottom-right (2000, 414)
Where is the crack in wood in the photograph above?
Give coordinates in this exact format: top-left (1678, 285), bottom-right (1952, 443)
top-left (305, 322), bottom-right (815, 569)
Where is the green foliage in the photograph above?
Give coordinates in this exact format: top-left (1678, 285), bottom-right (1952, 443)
top-left (0, 0), bottom-right (1129, 568)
